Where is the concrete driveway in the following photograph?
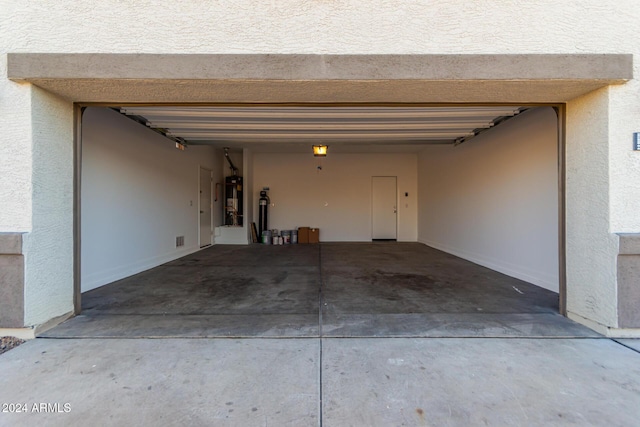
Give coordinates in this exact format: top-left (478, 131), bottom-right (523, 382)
top-left (1, 337), bottom-right (639, 426)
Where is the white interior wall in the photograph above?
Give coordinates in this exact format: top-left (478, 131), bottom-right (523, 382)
top-left (418, 107), bottom-right (559, 292)
top-left (81, 108), bottom-right (219, 292)
top-left (252, 153), bottom-right (418, 242)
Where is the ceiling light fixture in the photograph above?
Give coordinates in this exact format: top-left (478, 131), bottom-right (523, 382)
top-left (312, 145), bottom-right (328, 157)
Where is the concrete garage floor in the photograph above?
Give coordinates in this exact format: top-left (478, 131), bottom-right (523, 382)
top-left (2, 243), bottom-right (639, 426)
top-left (46, 243), bottom-right (593, 338)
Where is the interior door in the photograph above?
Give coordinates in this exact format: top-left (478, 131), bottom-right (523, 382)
top-left (372, 176), bottom-right (397, 240)
top-left (199, 167), bottom-right (213, 247)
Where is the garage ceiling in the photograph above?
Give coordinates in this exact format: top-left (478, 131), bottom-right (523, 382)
top-left (119, 106), bottom-right (526, 152)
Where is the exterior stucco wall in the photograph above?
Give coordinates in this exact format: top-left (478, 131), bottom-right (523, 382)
top-left (1, 1), bottom-right (640, 329)
top-left (0, 2), bottom-right (638, 55)
top-left (618, 234), bottom-right (640, 327)
top-left (0, 233), bottom-right (25, 327)
top-left (0, 55), bottom-right (31, 232)
top-left (609, 74), bottom-right (640, 233)
top-left (22, 87), bottom-right (74, 326)
top-left (566, 88), bottom-right (620, 327)
top-left (0, 55), bottom-right (74, 326)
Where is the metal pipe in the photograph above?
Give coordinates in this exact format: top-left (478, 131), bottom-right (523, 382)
top-left (224, 147), bottom-right (239, 175)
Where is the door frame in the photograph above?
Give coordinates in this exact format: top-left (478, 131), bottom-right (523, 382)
top-left (371, 176), bottom-right (398, 241)
top-left (72, 101), bottom-right (566, 318)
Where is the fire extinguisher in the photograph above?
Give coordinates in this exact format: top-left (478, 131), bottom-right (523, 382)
top-left (259, 190), bottom-right (270, 240)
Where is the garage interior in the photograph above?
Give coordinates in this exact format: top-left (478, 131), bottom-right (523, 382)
top-left (45, 104), bottom-right (595, 338)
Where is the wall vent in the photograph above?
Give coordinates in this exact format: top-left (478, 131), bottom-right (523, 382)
top-left (176, 236), bottom-right (185, 247)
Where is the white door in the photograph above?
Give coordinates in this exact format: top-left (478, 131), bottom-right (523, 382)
top-left (199, 167), bottom-right (213, 247)
top-left (372, 176), bottom-right (397, 240)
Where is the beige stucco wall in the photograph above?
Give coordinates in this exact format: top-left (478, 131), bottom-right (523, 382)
top-left (566, 88), bottom-right (620, 327)
top-left (1, 1), bottom-right (639, 329)
top-left (0, 55), bottom-right (32, 233)
top-left (22, 87), bottom-right (74, 325)
top-left (0, 56), bottom-right (75, 325)
top-left (1, 2), bottom-right (638, 55)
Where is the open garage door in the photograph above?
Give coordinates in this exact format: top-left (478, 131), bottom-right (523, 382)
top-left (45, 102), bottom-right (571, 339)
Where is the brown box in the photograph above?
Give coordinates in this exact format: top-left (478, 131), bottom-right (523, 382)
top-left (298, 227), bottom-right (310, 244)
top-left (309, 228), bottom-right (319, 243)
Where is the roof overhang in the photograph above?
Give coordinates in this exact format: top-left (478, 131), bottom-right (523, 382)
top-left (6, 54), bottom-right (633, 104)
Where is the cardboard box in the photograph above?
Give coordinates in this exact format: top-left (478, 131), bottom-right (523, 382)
top-left (309, 228), bottom-right (319, 244)
top-left (298, 227), bottom-right (310, 244)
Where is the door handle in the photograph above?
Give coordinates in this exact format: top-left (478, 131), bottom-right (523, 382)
top-left (393, 207), bottom-right (397, 214)
top-left (200, 210), bottom-right (204, 214)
